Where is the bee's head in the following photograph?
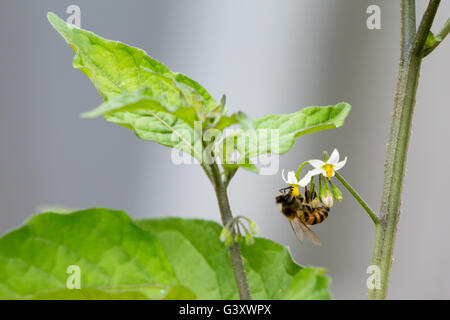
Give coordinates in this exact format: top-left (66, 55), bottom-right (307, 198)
top-left (276, 187), bottom-right (291, 203)
top-left (275, 194), bottom-right (285, 204)
top-left (276, 185), bottom-right (302, 204)
top-left (278, 185), bottom-right (300, 195)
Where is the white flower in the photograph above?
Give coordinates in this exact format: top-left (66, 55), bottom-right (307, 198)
top-left (299, 149), bottom-right (347, 185)
top-left (281, 169), bottom-right (304, 186)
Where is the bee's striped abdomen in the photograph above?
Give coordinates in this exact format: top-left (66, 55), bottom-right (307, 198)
top-left (301, 206), bottom-right (329, 226)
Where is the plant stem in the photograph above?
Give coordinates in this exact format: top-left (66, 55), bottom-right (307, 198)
top-left (206, 161), bottom-right (252, 300)
top-left (367, 0), bottom-right (441, 300)
top-left (224, 167), bottom-right (238, 188)
top-left (423, 18), bottom-right (449, 56)
top-left (334, 173), bottom-right (379, 225)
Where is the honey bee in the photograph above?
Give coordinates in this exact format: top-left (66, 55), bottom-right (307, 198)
top-left (275, 185), bottom-right (330, 246)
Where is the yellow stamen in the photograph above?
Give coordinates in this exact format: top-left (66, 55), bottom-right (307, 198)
top-left (323, 164), bottom-right (334, 178)
top-left (292, 186), bottom-right (299, 197)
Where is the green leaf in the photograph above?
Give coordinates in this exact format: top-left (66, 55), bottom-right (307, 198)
top-left (282, 268), bottom-right (331, 299)
top-left (425, 31), bottom-right (437, 50)
top-left (29, 286), bottom-right (196, 300)
top-left (106, 109), bottom-right (202, 159)
top-left (136, 218), bottom-right (331, 300)
top-left (81, 88), bottom-right (194, 121)
top-left (222, 163), bottom-right (259, 176)
top-left (214, 114), bottom-right (239, 131)
top-left (220, 103), bottom-right (351, 164)
top-left (29, 289), bottom-right (149, 300)
top-left (235, 111), bottom-right (255, 129)
top-left (48, 12), bottom-right (350, 170)
top-left (81, 87), bottom-right (202, 159)
top-left (163, 285), bottom-right (197, 300)
top-left (214, 111), bottom-right (254, 131)
top-left (0, 209), bottom-right (330, 300)
top-left (47, 13), bottom-right (216, 111)
top-left (47, 12), bottom-right (218, 157)
top-left (0, 208), bottom-right (197, 300)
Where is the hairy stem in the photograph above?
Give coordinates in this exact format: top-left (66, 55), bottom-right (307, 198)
top-left (368, 0), bottom-right (441, 300)
top-left (204, 161), bottom-right (252, 300)
top-left (334, 173), bottom-right (379, 225)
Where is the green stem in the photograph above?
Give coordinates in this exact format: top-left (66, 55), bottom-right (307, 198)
top-left (224, 167), bottom-right (238, 188)
top-left (423, 18), bottom-right (449, 56)
top-left (368, 0), bottom-right (441, 300)
top-left (334, 173), bottom-right (379, 225)
top-left (204, 160), bottom-right (252, 300)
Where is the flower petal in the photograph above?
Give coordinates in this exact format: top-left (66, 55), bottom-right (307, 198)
top-left (308, 159), bottom-right (325, 169)
top-left (334, 157), bottom-right (347, 171)
top-left (298, 168), bottom-right (322, 186)
top-left (287, 171), bottom-right (298, 184)
top-left (281, 169), bottom-right (289, 184)
top-left (328, 149), bottom-right (340, 165)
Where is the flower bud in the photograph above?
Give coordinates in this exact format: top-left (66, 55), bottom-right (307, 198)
top-left (327, 178), bottom-right (343, 202)
top-left (245, 233), bottom-right (255, 245)
top-left (319, 175), bottom-right (334, 207)
top-left (220, 227), bottom-right (232, 244)
top-left (225, 236), bottom-right (233, 246)
top-left (321, 192), bottom-right (334, 207)
top-left (249, 220), bottom-right (259, 235)
top-left (331, 185), bottom-right (343, 202)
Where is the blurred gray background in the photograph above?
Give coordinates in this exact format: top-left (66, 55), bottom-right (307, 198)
top-left (0, 0), bottom-right (449, 299)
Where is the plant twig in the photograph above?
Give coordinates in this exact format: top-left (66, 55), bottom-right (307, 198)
top-left (413, 0), bottom-right (442, 56)
top-left (423, 18), bottom-right (450, 57)
top-left (208, 162), bottom-right (252, 300)
top-left (334, 173), bottom-right (379, 225)
top-left (224, 167), bottom-right (238, 188)
top-left (201, 140), bottom-right (251, 299)
top-left (368, 0), bottom-right (441, 300)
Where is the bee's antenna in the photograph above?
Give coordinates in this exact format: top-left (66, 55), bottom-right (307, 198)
top-left (279, 186), bottom-right (292, 193)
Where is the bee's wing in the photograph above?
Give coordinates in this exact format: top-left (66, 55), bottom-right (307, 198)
top-left (297, 220), bottom-right (323, 246)
top-left (289, 219), bottom-right (304, 244)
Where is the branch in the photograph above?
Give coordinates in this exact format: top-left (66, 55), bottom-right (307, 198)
top-left (334, 173), bottom-right (380, 225)
top-left (413, 0), bottom-right (441, 56)
top-left (423, 18), bottom-right (450, 57)
top-left (224, 167), bottom-right (238, 188)
top-left (200, 131), bottom-right (251, 299)
top-left (208, 162), bottom-right (252, 300)
top-left (201, 162), bottom-right (214, 184)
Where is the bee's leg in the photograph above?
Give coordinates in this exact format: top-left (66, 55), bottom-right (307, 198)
top-left (278, 186), bottom-right (291, 193)
top-left (311, 197), bottom-right (320, 209)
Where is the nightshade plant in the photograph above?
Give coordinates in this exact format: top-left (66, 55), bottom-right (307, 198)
top-left (0, 13), bottom-right (351, 300)
top-left (1, 1), bottom-right (446, 300)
